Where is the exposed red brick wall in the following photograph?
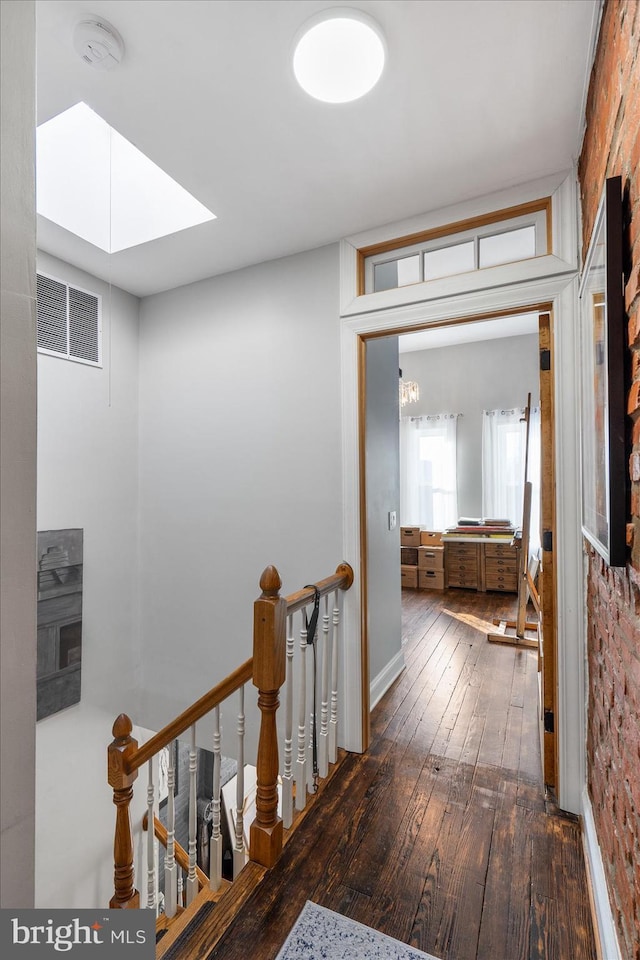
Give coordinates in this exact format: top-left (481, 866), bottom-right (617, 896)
top-left (578, 2), bottom-right (640, 957)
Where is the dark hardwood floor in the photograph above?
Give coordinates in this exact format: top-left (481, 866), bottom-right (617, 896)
top-left (208, 588), bottom-right (597, 960)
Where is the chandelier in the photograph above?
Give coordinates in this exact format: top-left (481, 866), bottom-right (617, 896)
top-left (399, 369), bottom-right (420, 406)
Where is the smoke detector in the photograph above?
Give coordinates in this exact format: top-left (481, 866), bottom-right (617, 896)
top-left (73, 19), bottom-right (124, 70)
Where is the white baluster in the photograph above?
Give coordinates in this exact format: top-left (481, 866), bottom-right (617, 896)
top-left (319, 595), bottom-right (330, 779)
top-left (186, 725), bottom-right (198, 905)
top-left (329, 591), bottom-right (340, 764)
top-left (233, 686), bottom-right (246, 877)
top-left (295, 610), bottom-right (308, 809)
top-left (177, 869), bottom-right (184, 907)
top-left (307, 608), bottom-right (317, 793)
top-left (164, 741), bottom-right (178, 917)
top-left (282, 613), bottom-right (295, 828)
top-left (146, 759), bottom-right (157, 912)
top-left (209, 707), bottom-right (222, 891)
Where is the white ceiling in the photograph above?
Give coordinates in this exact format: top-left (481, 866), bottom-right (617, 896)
top-left (399, 312), bottom-right (540, 353)
top-left (35, 0), bottom-right (600, 299)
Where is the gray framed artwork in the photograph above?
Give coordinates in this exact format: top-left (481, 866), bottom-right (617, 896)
top-left (578, 176), bottom-right (626, 567)
top-left (37, 529), bottom-right (83, 720)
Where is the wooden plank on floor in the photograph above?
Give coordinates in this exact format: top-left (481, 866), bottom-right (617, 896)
top-left (476, 778), bottom-right (519, 960)
top-left (551, 817), bottom-right (598, 960)
top-left (475, 645), bottom-right (518, 769)
top-left (505, 804), bottom-right (536, 960)
top-left (519, 649), bottom-right (544, 784)
top-left (430, 781), bottom-right (497, 960)
top-left (530, 893), bottom-right (558, 960)
top-left (318, 884), bottom-right (372, 927)
top-left (411, 773), bottom-right (494, 960)
top-left (362, 756), bottom-right (453, 943)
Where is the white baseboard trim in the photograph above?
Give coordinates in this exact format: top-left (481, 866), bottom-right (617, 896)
top-left (369, 648), bottom-right (406, 711)
top-left (581, 786), bottom-right (622, 960)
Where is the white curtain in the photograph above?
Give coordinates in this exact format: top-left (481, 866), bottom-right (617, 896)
top-left (527, 405), bottom-right (541, 552)
top-left (482, 406), bottom-right (541, 550)
top-left (400, 414), bottom-right (458, 530)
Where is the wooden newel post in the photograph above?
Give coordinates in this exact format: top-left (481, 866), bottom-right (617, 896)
top-left (108, 714), bottom-right (140, 908)
top-left (250, 566), bottom-right (287, 868)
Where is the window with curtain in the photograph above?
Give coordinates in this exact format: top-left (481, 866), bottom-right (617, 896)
top-left (400, 414), bottom-right (458, 530)
top-left (481, 406), bottom-right (541, 550)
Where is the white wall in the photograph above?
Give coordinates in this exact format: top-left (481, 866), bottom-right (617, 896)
top-left (37, 252), bottom-right (141, 709)
top-left (137, 244), bottom-right (345, 734)
top-left (35, 252), bottom-right (141, 907)
top-left (35, 706), bottom-right (150, 909)
top-left (0, 0), bottom-right (37, 909)
top-left (399, 333), bottom-right (539, 519)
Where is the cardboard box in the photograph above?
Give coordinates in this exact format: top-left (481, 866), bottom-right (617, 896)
top-left (418, 546), bottom-right (444, 570)
top-left (420, 530), bottom-right (443, 546)
top-left (418, 568), bottom-right (445, 590)
top-left (401, 564), bottom-right (418, 588)
top-left (400, 526), bottom-right (421, 547)
top-left (401, 546), bottom-right (418, 565)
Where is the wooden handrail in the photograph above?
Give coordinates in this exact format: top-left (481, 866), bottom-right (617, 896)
top-left (123, 658), bottom-right (253, 775)
top-left (143, 812), bottom-right (209, 890)
top-left (284, 562), bottom-right (354, 615)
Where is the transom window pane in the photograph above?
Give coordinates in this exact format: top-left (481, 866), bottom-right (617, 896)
top-left (374, 254), bottom-right (420, 292)
top-left (478, 225), bottom-right (536, 269)
top-left (424, 240), bottom-right (475, 281)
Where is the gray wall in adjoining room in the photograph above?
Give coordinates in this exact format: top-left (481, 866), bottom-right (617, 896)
top-left (399, 334), bottom-right (539, 520)
top-left (365, 335), bottom-right (402, 685)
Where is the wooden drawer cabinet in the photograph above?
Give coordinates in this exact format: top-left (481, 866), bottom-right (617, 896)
top-left (485, 566), bottom-right (518, 591)
top-left (486, 575), bottom-right (517, 592)
top-left (447, 542), bottom-right (478, 559)
top-left (485, 557), bottom-right (517, 577)
top-left (444, 538), bottom-right (520, 593)
top-left (484, 540), bottom-right (519, 591)
top-left (448, 573), bottom-right (480, 589)
top-left (446, 542), bottom-right (480, 589)
top-left (485, 542), bottom-right (517, 559)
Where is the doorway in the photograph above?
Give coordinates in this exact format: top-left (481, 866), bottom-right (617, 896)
top-left (361, 305), bottom-right (558, 794)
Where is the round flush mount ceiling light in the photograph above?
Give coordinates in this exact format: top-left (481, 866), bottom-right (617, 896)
top-left (293, 8), bottom-right (386, 103)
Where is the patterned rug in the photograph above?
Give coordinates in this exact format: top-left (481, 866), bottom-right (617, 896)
top-left (275, 901), bottom-right (441, 960)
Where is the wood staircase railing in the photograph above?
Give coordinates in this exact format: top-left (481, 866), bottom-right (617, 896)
top-left (143, 812), bottom-right (212, 892)
top-left (108, 561), bottom-right (353, 916)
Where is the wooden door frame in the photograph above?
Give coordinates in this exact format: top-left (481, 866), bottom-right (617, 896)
top-left (340, 274), bottom-right (586, 814)
top-left (359, 305), bottom-right (558, 790)
top-left (538, 311), bottom-right (557, 790)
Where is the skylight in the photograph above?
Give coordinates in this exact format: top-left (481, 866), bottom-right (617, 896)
top-left (36, 102), bottom-right (216, 253)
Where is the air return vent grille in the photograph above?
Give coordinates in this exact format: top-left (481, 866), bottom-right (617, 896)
top-left (37, 273), bottom-right (101, 366)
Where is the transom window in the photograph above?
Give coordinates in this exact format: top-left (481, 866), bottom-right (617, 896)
top-left (360, 198), bottom-right (550, 295)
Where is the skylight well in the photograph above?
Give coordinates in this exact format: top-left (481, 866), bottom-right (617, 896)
top-left (36, 102), bottom-right (216, 253)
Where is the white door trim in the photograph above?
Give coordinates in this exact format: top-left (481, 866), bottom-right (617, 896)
top-left (340, 269), bottom-right (586, 814)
